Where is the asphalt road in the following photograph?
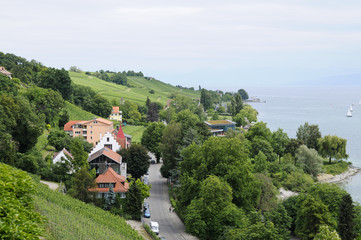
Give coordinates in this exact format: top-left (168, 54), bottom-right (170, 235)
top-left (144, 163), bottom-right (198, 240)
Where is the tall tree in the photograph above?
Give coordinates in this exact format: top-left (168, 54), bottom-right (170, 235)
top-left (146, 102), bottom-right (159, 122)
top-left (296, 122), bottom-right (321, 150)
top-left (36, 67), bottom-right (72, 100)
top-left (120, 144), bottom-right (149, 179)
top-left (338, 194), bottom-right (355, 240)
top-left (141, 122), bottom-right (165, 162)
top-left (68, 167), bottom-right (96, 203)
top-left (314, 225), bottom-right (341, 240)
top-left (160, 123), bottom-right (182, 178)
top-left (318, 135), bottom-right (348, 164)
top-left (125, 180), bottom-right (143, 220)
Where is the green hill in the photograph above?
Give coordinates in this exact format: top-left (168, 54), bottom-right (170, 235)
top-left (69, 72), bottom-right (200, 106)
top-left (34, 181), bottom-right (143, 240)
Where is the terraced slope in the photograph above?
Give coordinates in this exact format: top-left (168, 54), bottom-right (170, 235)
top-left (69, 72), bottom-right (200, 106)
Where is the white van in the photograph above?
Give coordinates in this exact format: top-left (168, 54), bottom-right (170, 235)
top-left (149, 221), bottom-right (159, 235)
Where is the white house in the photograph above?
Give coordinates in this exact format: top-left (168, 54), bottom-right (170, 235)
top-left (89, 132), bottom-right (121, 155)
top-left (53, 148), bottom-right (73, 164)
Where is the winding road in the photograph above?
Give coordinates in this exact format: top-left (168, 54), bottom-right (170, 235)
top-left (145, 163), bottom-right (198, 240)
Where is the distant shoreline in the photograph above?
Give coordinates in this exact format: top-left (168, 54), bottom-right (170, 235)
top-left (317, 166), bottom-right (361, 184)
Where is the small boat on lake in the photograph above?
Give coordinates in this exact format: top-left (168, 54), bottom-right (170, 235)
top-left (347, 108), bottom-right (352, 117)
top-left (350, 104), bottom-right (353, 112)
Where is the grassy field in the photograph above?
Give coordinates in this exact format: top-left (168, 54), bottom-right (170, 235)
top-left (122, 125), bottom-right (146, 143)
top-left (65, 101), bottom-right (99, 120)
top-left (69, 72), bottom-right (200, 106)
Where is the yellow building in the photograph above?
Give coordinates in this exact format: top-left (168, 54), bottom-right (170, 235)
top-left (109, 106), bottom-right (122, 122)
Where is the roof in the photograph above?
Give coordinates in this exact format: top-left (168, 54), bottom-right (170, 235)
top-left (95, 118), bottom-right (113, 125)
top-left (53, 148), bottom-right (74, 160)
top-left (64, 120), bottom-right (81, 131)
top-left (88, 146), bottom-right (122, 164)
top-left (0, 69), bottom-right (12, 75)
top-left (112, 106), bottom-right (120, 114)
top-left (204, 120), bottom-right (236, 126)
top-left (89, 167), bottom-right (129, 193)
top-left (116, 125), bottom-right (125, 139)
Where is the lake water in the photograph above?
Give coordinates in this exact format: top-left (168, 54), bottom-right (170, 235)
top-left (247, 85), bottom-right (361, 203)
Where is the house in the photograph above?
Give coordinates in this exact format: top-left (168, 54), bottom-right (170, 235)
top-left (88, 146), bottom-right (127, 177)
top-left (64, 118), bottom-right (114, 145)
top-left (89, 167), bottom-right (129, 199)
top-left (109, 106), bottom-right (122, 122)
top-left (89, 132), bottom-right (121, 155)
top-left (53, 148), bottom-right (73, 164)
top-left (0, 66), bottom-right (12, 79)
top-left (204, 120), bottom-right (236, 136)
top-left (115, 124), bottom-right (131, 149)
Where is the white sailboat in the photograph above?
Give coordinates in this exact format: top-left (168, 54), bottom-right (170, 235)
top-left (350, 104), bottom-right (353, 112)
top-left (347, 108), bottom-right (352, 117)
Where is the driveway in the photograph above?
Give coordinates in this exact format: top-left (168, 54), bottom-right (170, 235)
top-left (145, 163), bottom-right (198, 240)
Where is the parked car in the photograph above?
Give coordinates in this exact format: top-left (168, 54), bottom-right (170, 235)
top-left (143, 202), bottom-right (149, 210)
top-left (149, 221), bottom-right (159, 235)
top-left (144, 209), bottom-right (151, 218)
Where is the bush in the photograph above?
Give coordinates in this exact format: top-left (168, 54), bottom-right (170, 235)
top-left (323, 160), bottom-right (350, 175)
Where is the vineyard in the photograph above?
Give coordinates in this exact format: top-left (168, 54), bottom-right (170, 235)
top-left (34, 183), bottom-right (143, 240)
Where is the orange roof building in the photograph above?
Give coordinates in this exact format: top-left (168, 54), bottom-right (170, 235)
top-left (64, 118), bottom-right (114, 145)
top-left (88, 146), bottom-right (126, 177)
top-left (89, 167), bottom-right (129, 199)
top-left (109, 106), bottom-right (122, 122)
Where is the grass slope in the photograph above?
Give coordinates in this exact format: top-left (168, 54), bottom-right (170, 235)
top-left (64, 101), bottom-right (99, 120)
top-left (34, 183), bottom-right (143, 240)
top-left (69, 72), bottom-right (200, 106)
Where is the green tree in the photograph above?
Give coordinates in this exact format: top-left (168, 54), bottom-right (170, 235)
top-left (318, 135), bottom-right (348, 164)
top-left (255, 173), bottom-right (277, 212)
top-left (314, 225), bottom-right (341, 240)
top-left (68, 167), bottom-right (96, 202)
top-left (296, 122), bottom-right (321, 150)
top-left (120, 144), bottom-right (150, 179)
top-left (0, 74), bottom-right (17, 95)
top-left (141, 122), bottom-right (165, 162)
top-left (245, 121), bottom-right (272, 142)
top-left (200, 88), bottom-right (212, 110)
top-left (146, 102), bottom-right (159, 122)
top-left (338, 194), bottom-right (355, 240)
top-left (36, 67), bottom-right (72, 100)
top-left (160, 123), bottom-right (182, 178)
top-left (230, 93), bottom-right (243, 116)
top-left (70, 137), bottom-right (89, 171)
top-left (265, 204), bottom-right (292, 240)
top-left (296, 145), bottom-right (323, 177)
top-left (271, 128), bottom-right (290, 156)
top-left (295, 195), bottom-right (334, 239)
top-left (47, 129), bottom-right (72, 151)
top-left (58, 109), bottom-right (69, 128)
top-left (233, 105), bottom-right (258, 127)
top-left (237, 88), bottom-right (249, 100)
top-left (125, 180), bottom-right (143, 220)
top-left (253, 151), bottom-right (268, 173)
top-left (104, 184), bottom-right (116, 210)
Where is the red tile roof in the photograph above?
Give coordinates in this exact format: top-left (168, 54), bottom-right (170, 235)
top-left (116, 125), bottom-right (125, 139)
top-left (88, 147), bottom-right (122, 164)
top-left (63, 120), bottom-right (81, 131)
top-left (96, 118), bottom-right (113, 125)
top-left (112, 106), bottom-right (120, 114)
top-left (89, 167), bottom-right (129, 193)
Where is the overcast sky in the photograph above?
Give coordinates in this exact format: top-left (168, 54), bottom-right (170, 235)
top-left (2, 0), bottom-right (361, 90)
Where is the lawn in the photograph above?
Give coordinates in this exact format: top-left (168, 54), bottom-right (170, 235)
top-left (69, 72), bottom-right (200, 106)
top-left (122, 125), bottom-right (146, 143)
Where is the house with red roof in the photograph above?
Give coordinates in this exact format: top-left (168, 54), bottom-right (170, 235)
top-left (88, 146), bottom-right (127, 177)
top-left (109, 106), bottom-right (122, 122)
top-left (0, 66), bottom-right (12, 79)
top-left (89, 167), bottom-right (129, 199)
top-left (64, 118), bottom-right (114, 145)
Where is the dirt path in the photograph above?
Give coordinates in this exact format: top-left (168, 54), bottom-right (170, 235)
top-left (40, 180), bottom-right (59, 190)
top-left (126, 220), bottom-right (152, 240)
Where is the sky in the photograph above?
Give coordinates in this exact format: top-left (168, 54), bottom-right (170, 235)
top-left (2, 0), bottom-right (361, 90)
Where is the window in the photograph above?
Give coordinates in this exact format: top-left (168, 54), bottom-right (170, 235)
top-left (90, 131), bottom-right (92, 134)
top-left (107, 137), bottom-right (109, 142)
top-left (90, 137), bottom-right (93, 140)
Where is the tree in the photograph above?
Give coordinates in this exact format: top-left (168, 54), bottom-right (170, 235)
top-left (36, 67), bottom-right (72, 100)
top-left (0, 74), bottom-right (17, 95)
top-left (233, 105), bottom-right (258, 127)
top-left (338, 194), bottom-right (355, 240)
top-left (255, 173), bottom-right (277, 212)
top-left (295, 195), bottom-right (335, 239)
top-left (70, 137), bottom-right (89, 171)
top-left (120, 144), bottom-right (149, 179)
top-left (318, 135), bottom-right (348, 164)
top-left (314, 225), bottom-right (341, 240)
top-left (160, 123), bottom-right (182, 178)
top-left (200, 88), bottom-right (212, 111)
top-left (253, 151), bottom-right (268, 173)
top-left (141, 122), bottom-right (165, 162)
top-left (296, 122), bottom-right (321, 150)
top-left (146, 102), bottom-right (159, 122)
top-left (296, 145), bottom-right (323, 177)
top-left (271, 128), bottom-right (290, 156)
top-left (68, 167), bottom-right (96, 202)
top-left (265, 204), bottom-right (292, 240)
top-left (87, 94), bottom-right (112, 118)
top-left (245, 121), bottom-right (272, 142)
top-left (47, 129), bottom-right (72, 151)
top-left (237, 89), bottom-right (249, 100)
top-left (104, 184), bottom-right (116, 210)
top-left (125, 180), bottom-right (143, 220)
top-left (58, 109), bottom-right (69, 128)
top-left (230, 93), bottom-right (243, 116)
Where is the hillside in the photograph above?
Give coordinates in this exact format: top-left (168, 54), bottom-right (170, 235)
top-left (33, 180), bottom-right (143, 240)
top-left (69, 72), bottom-right (200, 106)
